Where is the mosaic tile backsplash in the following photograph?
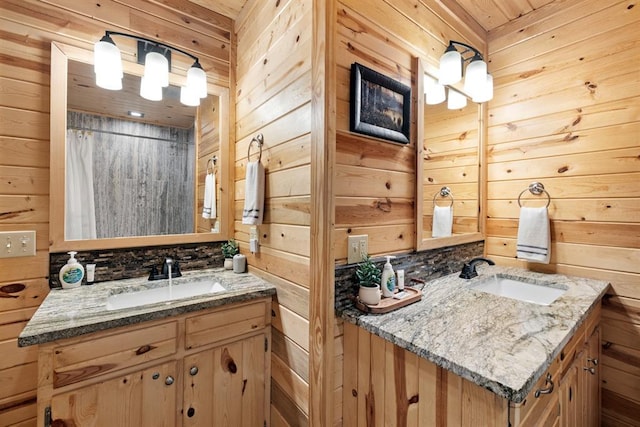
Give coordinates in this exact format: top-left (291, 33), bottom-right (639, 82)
top-left (49, 242), bottom-right (225, 288)
top-left (335, 241), bottom-right (484, 312)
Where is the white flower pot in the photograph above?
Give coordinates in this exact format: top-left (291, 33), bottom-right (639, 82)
top-left (224, 258), bottom-right (234, 270)
top-left (358, 285), bottom-right (381, 305)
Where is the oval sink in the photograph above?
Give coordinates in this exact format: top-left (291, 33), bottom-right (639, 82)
top-left (106, 280), bottom-right (225, 311)
top-left (471, 274), bottom-right (566, 306)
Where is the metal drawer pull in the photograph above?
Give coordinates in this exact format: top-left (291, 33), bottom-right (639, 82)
top-left (583, 367), bottom-right (596, 375)
top-left (152, 373), bottom-right (160, 380)
top-left (534, 373), bottom-right (554, 398)
top-left (588, 357), bottom-right (598, 366)
top-left (190, 366), bottom-right (199, 376)
top-left (165, 376), bottom-right (175, 385)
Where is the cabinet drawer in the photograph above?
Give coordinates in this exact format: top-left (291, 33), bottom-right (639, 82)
top-left (53, 321), bottom-right (178, 388)
top-left (185, 300), bottom-right (269, 349)
top-left (510, 356), bottom-right (561, 426)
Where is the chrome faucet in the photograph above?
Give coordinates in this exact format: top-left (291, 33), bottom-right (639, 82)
top-left (459, 257), bottom-right (495, 279)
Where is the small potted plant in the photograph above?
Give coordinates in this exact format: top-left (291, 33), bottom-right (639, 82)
top-left (355, 255), bottom-right (382, 305)
top-left (221, 239), bottom-right (239, 269)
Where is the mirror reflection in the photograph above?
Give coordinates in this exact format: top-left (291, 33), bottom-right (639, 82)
top-left (417, 62), bottom-right (482, 250)
top-left (65, 60), bottom-right (208, 240)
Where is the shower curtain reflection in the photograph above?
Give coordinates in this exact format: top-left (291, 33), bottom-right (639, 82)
top-left (66, 129), bottom-right (97, 240)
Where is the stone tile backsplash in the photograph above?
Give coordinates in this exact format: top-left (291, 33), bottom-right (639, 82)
top-left (49, 242), bottom-right (225, 288)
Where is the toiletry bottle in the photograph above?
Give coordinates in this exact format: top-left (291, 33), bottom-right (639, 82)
top-left (380, 256), bottom-right (396, 298)
top-left (59, 251), bottom-right (84, 289)
top-left (397, 269), bottom-right (405, 291)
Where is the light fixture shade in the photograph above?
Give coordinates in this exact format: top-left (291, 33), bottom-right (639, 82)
top-left (187, 62), bottom-right (207, 99)
top-left (464, 57), bottom-right (488, 98)
top-left (94, 34), bottom-right (123, 90)
top-left (439, 48), bottom-right (462, 85)
top-left (180, 85), bottom-right (200, 107)
top-left (472, 73), bottom-right (494, 103)
top-left (447, 88), bottom-right (467, 110)
top-left (143, 51), bottom-right (169, 88)
top-left (426, 83), bottom-right (446, 105)
top-left (140, 76), bottom-right (163, 101)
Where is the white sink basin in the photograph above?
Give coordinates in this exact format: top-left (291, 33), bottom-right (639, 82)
top-left (471, 274), bottom-right (566, 306)
top-left (106, 280), bottom-right (225, 311)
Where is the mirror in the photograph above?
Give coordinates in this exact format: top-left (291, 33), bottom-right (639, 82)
top-left (50, 42), bottom-right (231, 252)
top-left (415, 58), bottom-right (483, 250)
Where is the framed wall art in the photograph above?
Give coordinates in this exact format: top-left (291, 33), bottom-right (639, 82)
top-left (350, 62), bottom-right (411, 144)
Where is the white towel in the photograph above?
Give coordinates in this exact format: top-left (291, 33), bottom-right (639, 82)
top-left (202, 172), bottom-right (216, 219)
top-left (242, 161), bottom-right (265, 225)
top-left (432, 205), bottom-right (453, 238)
top-left (517, 206), bottom-right (550, 264)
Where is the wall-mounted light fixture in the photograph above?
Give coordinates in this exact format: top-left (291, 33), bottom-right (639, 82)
top-left (94, 31), bottom-right (207, 106)
top-left (425, 40), bottom-right (493, 109)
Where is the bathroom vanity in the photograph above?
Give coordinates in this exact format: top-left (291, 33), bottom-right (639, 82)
top-left (18, 269), bottom-right (276, 427)
top-left (340, 266), bottom-right (609, 426)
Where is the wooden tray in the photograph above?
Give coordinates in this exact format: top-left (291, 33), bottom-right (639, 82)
top-left (355, 287), bottom-right (422, 314)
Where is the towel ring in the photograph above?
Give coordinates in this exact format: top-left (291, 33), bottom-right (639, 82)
top-left (518, 182), bottom-right (551, 208)
top-left (433, 186), bottom-right (454, 207)
top-left (206, 156), bottom-right (217, 175)
top-left (247, 134), bottom-right (264, 163)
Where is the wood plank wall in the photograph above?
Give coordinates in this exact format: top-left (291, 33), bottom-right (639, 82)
top-left (233, 0), bottom-right (313, 425)
top-left (485, 0), bottom-right (640, 425)
top-left (333, 1), bottom-right (485, 426)
top-left (0, 1), bottom-right (231, 424)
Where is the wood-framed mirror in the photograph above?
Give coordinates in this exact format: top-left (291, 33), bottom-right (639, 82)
top-left (50, 41), bottom-right (232, 252)
top-left (415, 57), bottom-right (485, 251)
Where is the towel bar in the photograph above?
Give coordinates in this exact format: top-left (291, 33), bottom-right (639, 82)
top-left (248, 134), bottom-right (264, 163)
top-left (433, 186), bottom-right (454, 207)
top-left (518, 182), bottom-right (551, 208)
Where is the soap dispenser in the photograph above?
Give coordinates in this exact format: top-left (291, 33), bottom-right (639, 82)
top-left (59, 251), bottom-right (84, 289)
top-left (380, 256), bottom-right (397, 298)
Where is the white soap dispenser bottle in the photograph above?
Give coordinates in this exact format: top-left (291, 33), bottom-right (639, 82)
top-left (59, 251), bottom-right (84, 289)
top-left (380, 256), bottom-right (397, 298)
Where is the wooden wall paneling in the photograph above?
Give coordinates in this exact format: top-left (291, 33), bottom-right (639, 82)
top-left (486, 0), bottom-right (640, 424)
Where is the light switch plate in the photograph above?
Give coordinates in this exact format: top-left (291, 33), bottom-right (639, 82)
top-left (347, 235), bottom-right (368, 264)
top-left (0, 231), bottom-right (36, 258)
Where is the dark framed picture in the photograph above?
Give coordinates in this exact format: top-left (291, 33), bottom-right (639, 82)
top-left (350, 62), bottom-right (411, 144)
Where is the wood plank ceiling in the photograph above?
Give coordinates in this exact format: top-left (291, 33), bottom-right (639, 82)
top-left (186, 0), bottom-right (558, 31)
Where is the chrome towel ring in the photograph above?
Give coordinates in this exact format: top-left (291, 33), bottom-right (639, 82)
top-left (518, 182), bottom-right (551, 208)
top-left (247, 133), bottom-right (264, 163)
top-left (433, 186), bottom-right (454, 207)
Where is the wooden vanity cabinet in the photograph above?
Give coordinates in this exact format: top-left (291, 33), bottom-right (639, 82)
top-left (36, 298), bottom-right (271, 427)
top-left (343, 303), bottom-right (601, 427)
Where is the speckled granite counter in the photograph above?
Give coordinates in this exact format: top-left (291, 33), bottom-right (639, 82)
top-left (338, 265), bottom-right (609, 403)
top-left (19, 268), bottom-right (276, 347)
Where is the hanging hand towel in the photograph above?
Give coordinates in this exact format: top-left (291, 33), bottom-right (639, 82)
top-left (517, 206), bottom-right (550, 263)
top-left (202, 172), bottom-right (217, 219)
top-left (242, 161), bottom-right (265, 225)
top-left (432, 205), bottom-right (453, 238)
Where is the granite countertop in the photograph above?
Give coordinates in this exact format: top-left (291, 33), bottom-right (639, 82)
top-left (339, 265), bottom-right (609, 403)
top-left (19, 268), bottom-right (276, 347)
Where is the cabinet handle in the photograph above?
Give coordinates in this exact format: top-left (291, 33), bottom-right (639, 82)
top-left (588, 358), bottom-right (598, 366)
top-left (534, 373), bottom-right (554, 398)
top-left (583, 367), bottom-right (596, 375)
top-left (165, 376), bottom-right (175, 385)
top-left (152, 373), bottom-right (160, 380)
top-left (190, 366), bottom-right (199, 376)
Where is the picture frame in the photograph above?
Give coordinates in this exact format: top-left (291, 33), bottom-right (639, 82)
top-left (350, 62), bottom-right (411, 144)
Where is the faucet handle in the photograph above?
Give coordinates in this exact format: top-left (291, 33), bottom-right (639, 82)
top-left (148, 266), bottom-right (159, 280)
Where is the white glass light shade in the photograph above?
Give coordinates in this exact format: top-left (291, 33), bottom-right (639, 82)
top-left (447, 88), bottom-right (467, 110)
top-left (95, 72), bottom-right (123, 91)
top-left (94, 36), bottom-right (123, 90)
top-left (143, 51), bottom-right (169, 88)
top-left (424, 75), bottom-right (446, 105)
top-left (463, 58), bottom-right (487, 98)
top-left (439, 49), bottom-right (462, 85)
top-left (140, 76), bottom-right (163, 101)
top-left (472, 74), bottom-right (494, 103)
top-left (187, 63), bottom-right (207, 99)
top-left (180, 85), bottom-right (200, 107)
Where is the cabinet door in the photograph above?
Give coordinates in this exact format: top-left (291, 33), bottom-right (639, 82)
top-left (581, 327), bottom-right (600, 427)
top-left (183, 334), bottom-right (266, 427)
top-left (559, 358), bottom-right (580, 427)
top-left (51, 360), bottom-right (178, 427)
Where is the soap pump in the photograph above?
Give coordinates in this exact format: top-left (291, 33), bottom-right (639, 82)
top-left (59, 251), bottom-right (84, 289)
top-left (380, 256), bottom-right (397, 298)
